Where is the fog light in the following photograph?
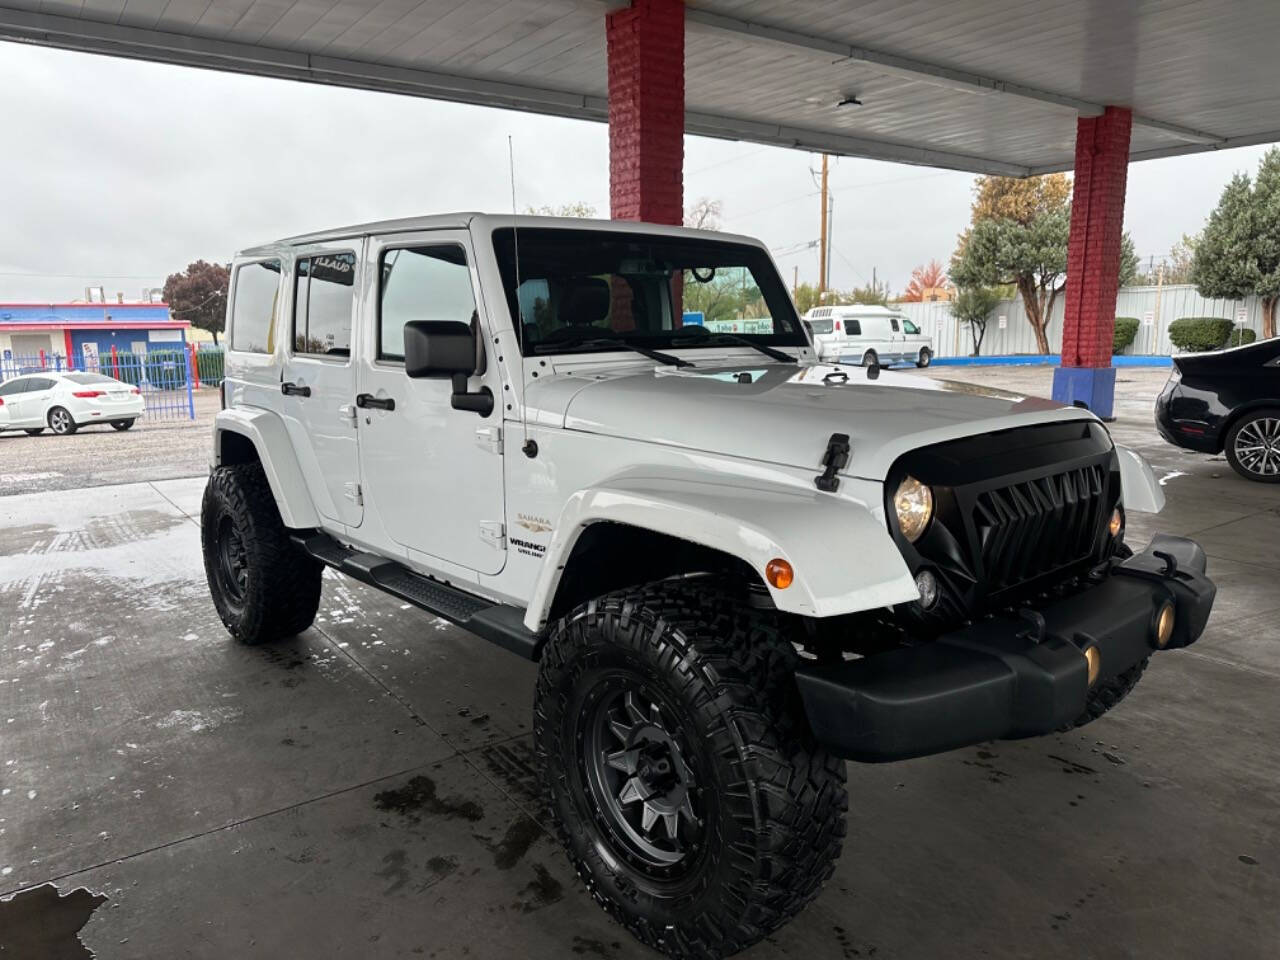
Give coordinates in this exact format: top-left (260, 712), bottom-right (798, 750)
top-left (1154, 602), bottom-right (1175, 649)
top-left (1109, 507), bottom-right (1123, 538)
top-left (765, 558), bottom-right (794, 590)
top-left (1084, 645), bottom-right (1102, 687)
top-left (915, 570), bottom-right (939, 610)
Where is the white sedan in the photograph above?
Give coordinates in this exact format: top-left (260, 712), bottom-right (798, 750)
top-left (0, 372), bottom-right (145, 435)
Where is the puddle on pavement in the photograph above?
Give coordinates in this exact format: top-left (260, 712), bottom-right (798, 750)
top-left (372, 775), bottom-right (484, 824)
top-left (0, 883), bottom-right (107, 959)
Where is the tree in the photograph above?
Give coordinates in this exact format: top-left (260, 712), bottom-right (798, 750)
top-left (163, 260), bottom-right (230, 344)
top-left (952, 287), bottom-right (1001, 356)
top-left (951, 174), bottom-right (1139, 354)
top-left (526, 201), bottom-right (596, 218)
top-left (847, 279), bottom-right (891, 306)
top-left (1191, 150), bottom-right (1280, 339)
top-left (793, 282), bottom-right (822, 314)
top-left (901, 259), bottom-right (950, 301)
top-left (685, 198), bottom-right (723, 230)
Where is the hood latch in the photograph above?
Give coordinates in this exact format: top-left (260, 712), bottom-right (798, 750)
top-left (814, 433), bottom-right (851, 493)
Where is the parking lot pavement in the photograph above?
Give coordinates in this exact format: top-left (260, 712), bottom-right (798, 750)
top-left (0, 389), bottom-right (219, 496)
top-left (2, 371), bottom-right (1279, 959)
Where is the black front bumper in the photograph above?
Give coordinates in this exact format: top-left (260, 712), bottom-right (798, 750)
top-left (796, 535), bottom-right (1216, 762)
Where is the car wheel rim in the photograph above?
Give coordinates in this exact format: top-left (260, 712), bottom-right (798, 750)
top-left (216, 516), bottom-right (249, 602)
top-left (578, 678), bottom-right (703, 876)
top-left (1235, 417), bottom-right (1280, 476)
top-left (51, 410), bottom-right (68, 433)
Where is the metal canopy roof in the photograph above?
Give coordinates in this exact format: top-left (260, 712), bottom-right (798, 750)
top-left (2, 1), bottom-right (1278, 177)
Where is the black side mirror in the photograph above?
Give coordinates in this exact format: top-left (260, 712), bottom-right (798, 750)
top-left (403, 318), bottom-right (493, 417)
top-left (404, 320), bottom-right (476, 379)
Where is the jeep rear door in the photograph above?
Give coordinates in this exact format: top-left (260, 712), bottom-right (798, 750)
top-left (280, 246), bottom-right (363, 528)
top-left (357, 230), bottom-right (506, 575)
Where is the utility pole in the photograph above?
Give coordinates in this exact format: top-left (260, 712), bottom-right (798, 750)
top-left (1153, 260), bottom-right (1165, 354)
top-left (818, 154), bottom-right (829, 295)
top-left (826, 194), bottom-right (834, 295)
top-left (793, 265), bottom-right (798, 300)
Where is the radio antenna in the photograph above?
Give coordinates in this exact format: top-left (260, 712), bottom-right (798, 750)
top-left (509, 135), bottom-right (536, 457)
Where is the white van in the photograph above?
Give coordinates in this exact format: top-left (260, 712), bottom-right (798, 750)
top-left (803, 305), bottom-right (933, 367)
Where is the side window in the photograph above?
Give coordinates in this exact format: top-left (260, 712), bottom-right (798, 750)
top-left (903, 319), bottom-right (920, 335)
top-left (27, 378), bottom-right (54, 391)
top-left (847, 320), bottom-right (862, 336)
top-left (379, 245), bottom-right (477, 362)
top-left (293, 252), bottom-right (355, 358)
top-left (890, 318), bottom-right (901, 332)
top-left (0, 378), bottom-right (28, 396)
top-left (230, 259), bottom-right (283, 354)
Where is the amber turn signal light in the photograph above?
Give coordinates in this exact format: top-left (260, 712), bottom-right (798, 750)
top-left (765, 558), bottom-right (794, 590)
top-left (1154, 601), bottom-right (1175, 649)
top-left (1109, 507), bottom-right (1124, 538)
top-left (1084, 645), bottom-right (1102, 687)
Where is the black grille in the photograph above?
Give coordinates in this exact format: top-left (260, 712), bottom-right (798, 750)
top-left (888, 420), bottom-right (1121, 625)
top-left (973, 463), bottom-right (1108, 593)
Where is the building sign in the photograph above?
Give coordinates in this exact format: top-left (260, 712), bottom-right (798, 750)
top-left (81, 342), bottom-right (100, 372)
top-left (1143, 310), bottom-right (1154, 327)
top-left (1236, 306), bottom-right (1248, 324)
top-left (997, 315), bottom-right (1007, 330)
top-left (681, 311), bottom-right (705, 326)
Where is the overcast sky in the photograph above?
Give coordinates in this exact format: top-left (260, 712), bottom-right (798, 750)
top-left (1, 40), bottom-right (1275, 303)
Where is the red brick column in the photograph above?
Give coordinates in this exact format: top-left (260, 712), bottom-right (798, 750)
top-left (1053, 106), bottom-right (1132, 419)
top-left (606, 0), bottom-right (684, 225)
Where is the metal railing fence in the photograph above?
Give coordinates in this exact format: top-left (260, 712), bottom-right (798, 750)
top-left (0, 347), bottom-right (197, 420)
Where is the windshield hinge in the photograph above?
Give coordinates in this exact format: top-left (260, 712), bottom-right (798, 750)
top-left (479, 521), bottom-right (506, 549)
top-left (475, 425), bottom-right (503, 454)
top-left (814, 433), bottom-right (851, 493)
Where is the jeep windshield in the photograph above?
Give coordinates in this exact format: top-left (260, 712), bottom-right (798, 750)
top-left (492, 227), bottom-right (807, 358)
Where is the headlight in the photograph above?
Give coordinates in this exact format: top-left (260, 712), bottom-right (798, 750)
top-left (894, 475), bottom-right (934, 542)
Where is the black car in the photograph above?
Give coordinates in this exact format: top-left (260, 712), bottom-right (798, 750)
top-left (1156, 337), bottom-right (1280, 481)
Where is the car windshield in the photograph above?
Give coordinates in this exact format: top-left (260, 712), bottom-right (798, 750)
top-left (492, 228), bottom-right (806, 357)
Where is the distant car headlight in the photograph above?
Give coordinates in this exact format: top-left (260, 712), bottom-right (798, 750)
top-left (894, 475), bottom-right (934, 542)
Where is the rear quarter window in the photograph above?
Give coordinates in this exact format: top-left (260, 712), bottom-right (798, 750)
top-left (808, 317), bottom-right (834, 334)
top-left (230, 259), bottom-right (283, 354)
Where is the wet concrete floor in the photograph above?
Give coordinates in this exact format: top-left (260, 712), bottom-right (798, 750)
top-left (2, 399), bottom-right (1279, 958)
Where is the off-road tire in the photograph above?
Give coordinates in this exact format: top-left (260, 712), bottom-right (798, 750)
top-left (24, 428), bottom-right (44, 436)
top-left (1061, 657), bottom-right (1149, 729)
top-left (861, 350), bottom-right (878, 368)
top-left (110, 419), bottom-right (135, 431)
top-left (1224, 407), bottom-right (1280, 483)
top-left (47, 407), bottom-right (77, 435)
top-left (201, 463), bottom-right (322, 645)
top-left (535, 580), bottom-right (847, 958)
top-left (916, 347), bottom-right (932, 368)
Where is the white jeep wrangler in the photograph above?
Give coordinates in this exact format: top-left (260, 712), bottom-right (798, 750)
top-left (202, 214), bottom-right (1216, 958)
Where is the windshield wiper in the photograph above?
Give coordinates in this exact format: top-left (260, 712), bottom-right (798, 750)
top-left (670, 331), bottom-right (795, 364)
top-left (533, 331), bottom-right (693, 368)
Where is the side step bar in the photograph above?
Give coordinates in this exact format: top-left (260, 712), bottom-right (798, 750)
top-left (291, 532), bottom-right (541, 660)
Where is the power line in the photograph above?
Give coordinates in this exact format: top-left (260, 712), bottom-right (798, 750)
top-left (0, 270), bottom-right (165, 279)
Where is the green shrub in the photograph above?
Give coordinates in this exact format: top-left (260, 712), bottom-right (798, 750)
top-left (194, 348), bottom-right (225, 386)
top-left (144, 350), bottom-right (189, 389)
top-left (1167, 317), bottom-right (1233, 352)
top-left (1112, 317), bottom-right (1139, 354)
top-left (1228, 327), bottom-right (1258, 347)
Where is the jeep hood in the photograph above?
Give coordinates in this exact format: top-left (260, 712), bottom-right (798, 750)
top-left (542, 362), bottom-right (1095, 481)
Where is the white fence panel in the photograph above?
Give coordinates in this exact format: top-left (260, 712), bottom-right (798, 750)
top-left (891, 285), bottom-right (1266, 358)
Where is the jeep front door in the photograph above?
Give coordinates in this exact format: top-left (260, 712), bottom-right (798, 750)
top-left (280, 248), bottom-right (363, 528)
top-left (357, 232), bottom-right (506, 575)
